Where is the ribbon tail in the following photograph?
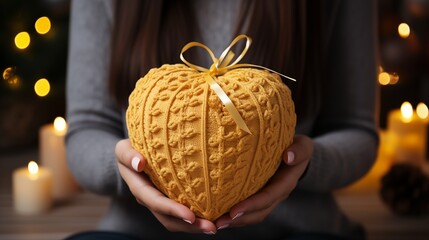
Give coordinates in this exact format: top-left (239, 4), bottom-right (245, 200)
top-left (204, 75), bottom-right (252, 134)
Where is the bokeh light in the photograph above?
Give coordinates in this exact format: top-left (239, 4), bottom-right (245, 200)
top-left (378, 72), bottom-right (390, 85)
top-left (398, 23), bottom-right (410, 38)
top-left (2, 67), bottom-right (21, 89)
top-left (6, 76), bottom-right (21, 89)
top-left (3, 67), bottom-right (14, 80)
top-left (416, 102), bottom-right (428, 120)
top-left (378, 72), bottom-right (399, 85)
top-left (388, 72), bottom-right (399, 84)
top-left (400, 101), bottom-right (413, 122)
top-left (35, 16), bottom-right (51, 34)
top-left (14, 32), bottom-right (30, 49)
top-left (28, 161), bottom-right (39, 175)
top-left (34, 78), bottom-right (50, 97)
top-left (53, 117), bottom-right (67, 132)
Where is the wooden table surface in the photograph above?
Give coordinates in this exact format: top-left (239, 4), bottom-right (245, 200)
top-left (0, 192), bottom-right (109, 240)
top-left (1, 148), bottom-right (429, 240)
top-left (0, 148), bottom-right (109, 240)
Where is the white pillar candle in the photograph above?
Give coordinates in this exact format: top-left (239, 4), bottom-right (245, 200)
top-left (385, 102), bottom-right (427, 165)
top-left (13, 161), bottom-right (52, 215)
top-left (39, 117), bottom-right (79, 201)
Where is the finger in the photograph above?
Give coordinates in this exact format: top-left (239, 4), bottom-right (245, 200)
top-left (115, 139), bottom-right (145, 172)
top-left (153, 213), bottom-right (217, 234)
top-left (283, 135), bottom-right (313, 165)
top-left (215, 213), bottom-right (232, 230)
top-left (216, 198), bottom-right (277, 230)
top-left (228, 165), bottom-right (299, 220)
top-left (228, 206), bottom-right (274, 228)
top-left (117, 163), bottom-right (196, 224)
top-left (194, 218), bottom-right (217, 234)
top-left (152, 213), bottom-right (198, 233)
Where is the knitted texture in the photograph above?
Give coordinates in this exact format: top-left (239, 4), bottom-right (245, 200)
top-left (126, 64), bottom-right (296, 221)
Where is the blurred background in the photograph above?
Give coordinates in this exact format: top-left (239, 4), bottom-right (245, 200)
top-left (378, 0), bottom-right (429, 127)
top-left (1, 0), bottom-right (69, 151)
top-left (1, 0), bottom-right (428, 152)
top-left (0, 0), bottom-right (428, 239)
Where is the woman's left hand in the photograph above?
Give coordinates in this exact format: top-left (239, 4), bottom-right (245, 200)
top-left (215, 135), bottom-right (314, 230)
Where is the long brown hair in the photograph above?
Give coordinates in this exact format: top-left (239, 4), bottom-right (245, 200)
top-left (109, 0), bottom-right (322, 121)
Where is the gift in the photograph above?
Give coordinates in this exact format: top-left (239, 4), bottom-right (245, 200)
top-left (126, 35), bottom-right (296, 221)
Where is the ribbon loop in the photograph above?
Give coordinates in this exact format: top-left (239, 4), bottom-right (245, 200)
top-left (180, 35), bottom-right (296, 134)
top-left (217, 34), bottom-right (251, 69)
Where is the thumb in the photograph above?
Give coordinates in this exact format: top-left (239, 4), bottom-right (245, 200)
top-left (282, 135), bottom-right (314, 166)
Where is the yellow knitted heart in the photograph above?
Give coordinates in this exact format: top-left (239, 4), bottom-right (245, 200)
top-left (126, 63), bottom-right (296, 221)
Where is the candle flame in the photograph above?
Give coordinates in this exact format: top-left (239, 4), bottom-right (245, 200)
top-left (416, 102), bottom-right (428, 120)
top-left (400, 101), bottom-right (413, 122)
top-left (28, 161), bottom-right (39, 175)
top-left (54, 117), bottom-right (67, 131)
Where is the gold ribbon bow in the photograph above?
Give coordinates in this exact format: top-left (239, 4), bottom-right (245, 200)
top-left (180, 34), bottom-right (296, 134)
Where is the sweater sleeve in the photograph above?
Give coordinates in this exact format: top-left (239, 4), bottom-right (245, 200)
top-left (297, 0), bottom-right (379, 192)
top-left (65, 0), bottom-right (128, 196)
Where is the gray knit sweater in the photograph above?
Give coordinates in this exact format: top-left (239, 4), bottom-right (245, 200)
top-left (66, 0), bottom-right (379, 239)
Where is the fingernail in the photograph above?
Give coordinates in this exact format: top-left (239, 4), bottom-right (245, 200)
top-left (183, 218), bottom-right (192, 224)
top-left (232, 212), bottom-right (243, 221)
top-left (131, 157), bottom-right (141, 172)
top-left (287, 151), bottom-right (295, 164)
top-left (217, 224), bottom-right (229, 230)
top-left (203, 231), bottom-right (216, 235)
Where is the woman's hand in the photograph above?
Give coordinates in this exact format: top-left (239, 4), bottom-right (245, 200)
top-left (215, 135), bottom-right (314, 230)
top-left (115, 139), bottom-right (217, 234)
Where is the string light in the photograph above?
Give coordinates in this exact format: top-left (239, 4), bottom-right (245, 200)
top-left (14, 32), bottom-right (30, 49)
top-left (35, 16), bottom-right (51, 34)
top-left (34, 78), bottom-right (51, 97)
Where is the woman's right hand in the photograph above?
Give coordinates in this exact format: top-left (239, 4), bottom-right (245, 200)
top-left (115, 139), bottom-right (217, 234)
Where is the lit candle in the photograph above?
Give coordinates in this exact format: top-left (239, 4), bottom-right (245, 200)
top-left (385, 102), bottom-right (428, 165)
top-left (13, 161), bottom-right (52, 215)
top-left (39, 117), bottom-right (79, 201)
